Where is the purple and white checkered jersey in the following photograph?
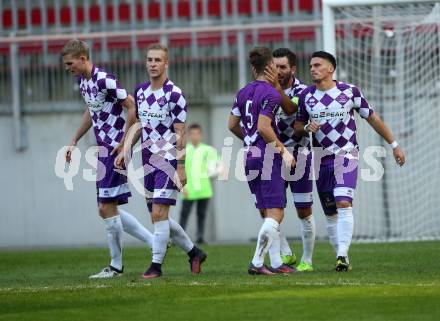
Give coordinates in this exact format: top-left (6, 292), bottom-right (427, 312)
top-left (276, 78), bottom-right (309, 149)
top-left (78, 66), bottom-right (128, 148)
top-left (296, 81), bottom-right (374, 159)
top-left (134, 79), bottom-right (187, 161)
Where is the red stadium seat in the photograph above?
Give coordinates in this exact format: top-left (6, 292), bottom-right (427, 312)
top-left (2, 0), bottom-right (317, 28)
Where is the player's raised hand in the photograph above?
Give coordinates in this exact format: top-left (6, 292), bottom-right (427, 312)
top-left (393, 146), bottom-right (405, 167)
top-left (306, 120), bottom-right (320, 134)
top-left (65, 141), bottom-right (77, 163)
top-left (263, 64), bottom-right (280, 90)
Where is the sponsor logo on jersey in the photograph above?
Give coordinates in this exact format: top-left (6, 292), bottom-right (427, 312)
top-left (140, 110), bottom-right (167, 121)
top-left (87, 101), bottom-right (103, 112)
top-left (311, 110), bottom-right (346, 120)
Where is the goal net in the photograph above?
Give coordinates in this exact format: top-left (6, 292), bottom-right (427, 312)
top-left (322, 0), bottom-right (440, 241)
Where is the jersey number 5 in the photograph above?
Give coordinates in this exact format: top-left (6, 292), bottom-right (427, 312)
top-left (245, 100), bottom-right (253, 129)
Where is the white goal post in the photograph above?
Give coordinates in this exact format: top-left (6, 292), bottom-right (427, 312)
top-left (322, 0), bottom-right (437, 55)
top-left (321, 0), bottom-right (440, 241)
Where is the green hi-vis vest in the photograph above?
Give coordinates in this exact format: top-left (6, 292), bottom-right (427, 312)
top-left (184, 143), bottom-right (218, 200)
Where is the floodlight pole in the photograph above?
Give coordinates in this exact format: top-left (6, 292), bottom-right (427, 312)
top-left (10, 43), bottom-right (26, 151)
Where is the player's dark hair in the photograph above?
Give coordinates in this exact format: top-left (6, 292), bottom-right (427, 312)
top-left (311, 51), bottom-right (337, 70)
top-left (273, 48), bottom-right (297, 67)
top-left (249, 47), bottom-right (273, 75)
top-left (188, 123), bottom-right (202, 131)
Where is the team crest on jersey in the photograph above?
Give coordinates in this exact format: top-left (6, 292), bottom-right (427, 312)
top-left (336, 93), bottom-right (349, 105)
top-left (91, 86), bottom-right (98, 97)
top-left (157, 97), bottom-right (167, 107)
top-left (307, 96), bottom-right (318, 108)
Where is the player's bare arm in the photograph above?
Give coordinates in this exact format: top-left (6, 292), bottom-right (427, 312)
top-left (366, 112), bottom-right (405, 166)
top-left (263, 65), bottom-right (296, 115)
top-left (294, 120), bottom-right (320, 137)
top-left (65, 108), bottom-right (92, 163)
top-left (114, 120), bottom-right (142, 170)
top-left (174, 122), bottom-right (187, 188)
top-left (228, 115), bottom-right (245, 141)
top-left (258, 114), bottom-right (295, 167)
top-left (111, 95), bottom-right (137, 156)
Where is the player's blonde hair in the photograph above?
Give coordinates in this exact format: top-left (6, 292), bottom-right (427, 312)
top-left (60, 39), bottom-right (90, 59)
top-left (146, 43), bottom-right (169, 60)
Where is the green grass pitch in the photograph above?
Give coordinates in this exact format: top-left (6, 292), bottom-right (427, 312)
top-left (1, 241), bottom-right (439, 321)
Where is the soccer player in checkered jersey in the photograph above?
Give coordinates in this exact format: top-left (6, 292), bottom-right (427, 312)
top-left (115, 44), bottom-right (207, 279)
top-left (295, 51), bottom-right (405, 271)
top-left (229, 47), bottom-right (296, 275)
top-left (61, 39), bottom-right (156, 278)
top-left (263, 48), bottom-right (315, 272)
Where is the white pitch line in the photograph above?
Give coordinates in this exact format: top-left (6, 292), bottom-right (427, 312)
top-left (1, 280), bottom-right (438, 294)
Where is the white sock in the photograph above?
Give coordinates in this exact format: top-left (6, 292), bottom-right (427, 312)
top-left (280, 232), bottom-right (293, 256)
top-left (252, 218), bottom-right (279, 268)
top-left (104, 215), bottom-right (123, 270)
top-left (337, 207), bottom-right (354, 259)
top-left (119, 209), bottom-right (153, 248)
top-left (300, 215), bottom-right (316, 265)
top-left (268, 229), bottom-right (283, 268)
top-left (152, 220), bottom-right (170, 264)
top-left (169, 218), bottom-right (194, 253)
top-left (326, 214), bottom-right (338, 255)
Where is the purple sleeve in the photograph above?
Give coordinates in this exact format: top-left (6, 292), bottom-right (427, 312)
top-left (295, 91), bottom-right (310, 123)
top-left (170, 90), bottom-right (187, 124)
top-left (352, 86), bottom-right (374, 119)
top-left (259, 92), bottom-right (280, 120)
